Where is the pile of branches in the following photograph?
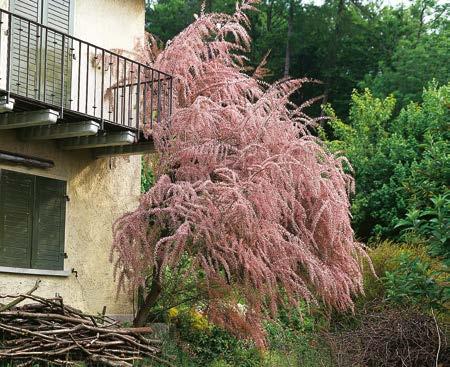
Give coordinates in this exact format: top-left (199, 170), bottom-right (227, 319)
top-left (0, 282), bottom-right (173, 367)
top-left (325, 308), bottom-right (449, 367)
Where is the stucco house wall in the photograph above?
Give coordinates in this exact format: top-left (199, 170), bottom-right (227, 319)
top-left (0, 0), bottom-right (146, 318)
top-left (70, 0), bottom-right (146, 118)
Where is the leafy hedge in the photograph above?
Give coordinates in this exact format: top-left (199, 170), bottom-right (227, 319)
top-left (322, 82), bottom-right (449, 246)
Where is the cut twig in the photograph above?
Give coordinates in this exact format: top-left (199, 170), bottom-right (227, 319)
top-left (0, 280), bottom-right (41, 312)
top-left (0, 292), bottom-right (172, 366)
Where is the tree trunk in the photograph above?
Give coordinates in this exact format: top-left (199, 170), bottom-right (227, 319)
top-left (284, 0), bottom-right (295, 78)
top-left (322, 0), bottom-right (345, 111)
top-left (133, 269), bottom-right (162, 327)
top-left (267, 0), bottom-right (274, 32)
top-left (416, 2), bottom-right (427, 42)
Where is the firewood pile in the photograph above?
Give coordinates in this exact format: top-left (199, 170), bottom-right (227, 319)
top-left (0, 281), bottom-right (173, 367)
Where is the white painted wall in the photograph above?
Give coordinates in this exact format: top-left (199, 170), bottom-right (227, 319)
top-left (69, 0), bottom-right (146, 126)
top-left (74, 0), bottom-right (145, 50)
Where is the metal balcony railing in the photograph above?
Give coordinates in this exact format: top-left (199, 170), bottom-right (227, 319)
top-left (0, 9), bottom-right (172, 132)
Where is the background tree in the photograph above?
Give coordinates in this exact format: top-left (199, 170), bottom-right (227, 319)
top-left (146, 0), bottom-right (448, 118)
top-left (361, 0), bottom-right (450, 109)
top-left (283, 0), bottom-right (295, 77)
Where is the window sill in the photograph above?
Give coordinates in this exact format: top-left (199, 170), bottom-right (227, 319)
top-left (0, 266), bottom-right (70, 277)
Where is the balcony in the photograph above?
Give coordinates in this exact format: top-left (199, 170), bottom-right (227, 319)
top-left (0, 9), bottom-right (172, 157)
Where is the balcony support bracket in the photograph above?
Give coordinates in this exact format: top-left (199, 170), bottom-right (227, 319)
top-left (0, 96), bottom-right (15, 113)
top-left (93, 141), bottom-right (155, 158)
top-left (0, 109), bottom-right (59, 130)
top-left (18, 121), bottom-right (100, 141)
top-left (59, 131), bottom-right (136, 150)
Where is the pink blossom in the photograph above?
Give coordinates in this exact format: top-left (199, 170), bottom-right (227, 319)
top-left (111, 0), bottom-right (367, 345)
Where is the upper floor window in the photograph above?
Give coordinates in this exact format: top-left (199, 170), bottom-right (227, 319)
top-left (0, 169), bottom-right (66, 270)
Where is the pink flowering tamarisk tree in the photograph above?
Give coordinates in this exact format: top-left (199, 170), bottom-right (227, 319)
top-left (111, 0), bottom-right (367, 345)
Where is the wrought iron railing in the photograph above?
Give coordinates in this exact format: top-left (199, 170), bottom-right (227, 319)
top-left (0, 9), bottom-right (172, 132)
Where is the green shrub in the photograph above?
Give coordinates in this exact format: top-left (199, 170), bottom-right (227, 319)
top-left (396, 193), bottom-right (449, 262)
top-left (167, 307), bottom-right (261, 367)
top-left (323, 82), bottom-right (449, 240)
top-left (356, 240), bottom-right (448, 315)
top-left (360, 241), bottom-right (426, 303)
top-left (382, 254), bottom-right (448, 311)
top-left (357, 240), bottom-right (449, 308)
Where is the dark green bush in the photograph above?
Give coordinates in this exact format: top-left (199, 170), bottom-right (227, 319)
top-left (396, 193), bottom-right (449, 262)
top-left (322, 82), bottom-right (449, 241)
top-left (382, 254), bottom-right (448, 311)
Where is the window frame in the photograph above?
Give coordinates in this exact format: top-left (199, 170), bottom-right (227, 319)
top-left (0, 168), bottom-right (69, 276)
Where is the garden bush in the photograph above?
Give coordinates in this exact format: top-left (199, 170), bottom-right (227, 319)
top-left (358, 240), bottom-right (431, 304)
top-left (396, 192), bottom-right (450, 262)
top-left (323, 82), bottom-right (449, 241)
top-left (383, 254), bottom-right (449, 311)
top-left (356, 241), bottom-right (448, 310)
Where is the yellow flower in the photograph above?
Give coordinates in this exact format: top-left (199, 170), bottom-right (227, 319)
top-left (189, 309), bottom-right (211, 331)
top-left (168, 307), bottom-right (179, 319)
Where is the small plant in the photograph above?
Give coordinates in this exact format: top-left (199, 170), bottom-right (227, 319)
top-left (396, 193), bottom-right (449, 261)
top-left (141, 157), bottom-right (155, 192)
top-left (420, 193), bottom-right (449, 259)
top-left (382, 254), bottom-right (448, 311)
top-left (164, 305), bottom-right (260, 366)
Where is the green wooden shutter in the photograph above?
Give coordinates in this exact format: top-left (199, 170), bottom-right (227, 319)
top-left (31, 176), bottom-right (66, 270)
top-left (41, 0), bottom-right (73, 106)
top-left (10, 0), bottom-right (72, 105)
top-left (0, 170), bottom-right (34, 268)
top-left (10, 0), bottom-right (42, 98)
top-left (45, 0), bottom-right (71, 32)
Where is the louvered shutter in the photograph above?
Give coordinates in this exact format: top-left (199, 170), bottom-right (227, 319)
top-left (0, 170), bottom-right (34, 268)
top-left (9, 0), bottom-right (41, 98)
top-left (10, 0), bottom-right (72, 106)
top-left (41, 0), bottom-right (72, 106)
top-left (45, 0), bottom-right (71, 32)
top-left (31, 176), bottom-right (66, 270)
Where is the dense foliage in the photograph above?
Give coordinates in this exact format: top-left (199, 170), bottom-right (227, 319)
top-left (323, 83), bottom-right (449, 245)
top-left (147, 0), bottom-right (449, 115)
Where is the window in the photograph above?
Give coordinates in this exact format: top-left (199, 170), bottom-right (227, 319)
top-left (0, 169), bottom-right (66, 270)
